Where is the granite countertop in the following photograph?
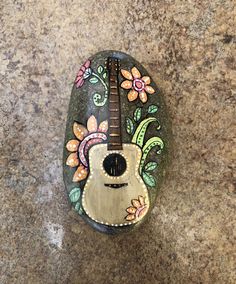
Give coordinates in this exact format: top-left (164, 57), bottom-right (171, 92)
top-left (0, 1), bottom-right (235, 283)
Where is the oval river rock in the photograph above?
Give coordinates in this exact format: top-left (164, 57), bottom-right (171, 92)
top-left (63, 50), bottom-right (170, 234)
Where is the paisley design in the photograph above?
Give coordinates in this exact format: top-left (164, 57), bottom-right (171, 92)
top-left (66, 115), bottom-right (108, 182)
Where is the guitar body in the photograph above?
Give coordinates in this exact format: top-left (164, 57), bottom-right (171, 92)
top-left (63, 50), bottom-right (169, 234)
top-left (82, 144), bottom-right (149, 226)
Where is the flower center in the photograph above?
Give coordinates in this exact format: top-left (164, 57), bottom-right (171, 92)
top-left (83, 68), bottom-right (92, 79)
top-left (133, 79), bottom-right (144, 92)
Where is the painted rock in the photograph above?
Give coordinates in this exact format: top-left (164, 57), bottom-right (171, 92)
top-left (63, 50), bottom-right (170, 234)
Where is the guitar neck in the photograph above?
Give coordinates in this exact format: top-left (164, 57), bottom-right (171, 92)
top-left (107, 58), bottom-right (122, 150)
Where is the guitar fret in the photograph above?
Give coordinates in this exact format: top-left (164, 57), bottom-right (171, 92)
top-left (110, 81), bottom-right (117, 85)
top-left (109, 127), bottom-right (120, 130)
top-left (107, 57), bottom-right (122, 150)
top-left (110, 113), bottom-right (119, 117)
top-left (109, 130), bottom-right (121, 133)
top-left (109, 107), bottom-right (120, 112)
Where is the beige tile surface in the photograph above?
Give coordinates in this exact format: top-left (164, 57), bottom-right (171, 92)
top-left (0, 1), bottom-right (235, 283)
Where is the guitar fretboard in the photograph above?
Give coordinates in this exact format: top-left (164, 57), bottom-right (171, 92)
top-left (107, 58), bottom-right (122, 150)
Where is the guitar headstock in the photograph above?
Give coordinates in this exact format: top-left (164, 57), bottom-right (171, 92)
top-left (107, 57), bottom-right (120, 72)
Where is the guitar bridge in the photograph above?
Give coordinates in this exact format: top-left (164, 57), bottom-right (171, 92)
top-left (104, 183), bottom-right (128, 189)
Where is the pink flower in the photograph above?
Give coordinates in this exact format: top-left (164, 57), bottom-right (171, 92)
top-left (75, 60), bottom-right (92, 88)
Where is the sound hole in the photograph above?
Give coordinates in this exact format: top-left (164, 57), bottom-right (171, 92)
top-left (103, 153), bottom-right (127, 177)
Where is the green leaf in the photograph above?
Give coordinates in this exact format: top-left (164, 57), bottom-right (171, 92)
top-left (142, 171), bottom-right (156, 187)
top-left (134, 107), bottom-right (142, 122)
top-left (126, 117), bottom-right (134, 135)
top-left (74, 202), bottom-right (80, 211)
top-left (89, 77), bottom-right (99, 84)
top-left (144, 162), bottom-right (158, 172)
top-left (103, 72), bottom-right (107, 79)
top-left (69, 187), bottom-right (81, 203)
top-left (97, 65), bottom-right (103, 74)
top-left (78, 208), bottom-right (83, 215)
top-left (148, 105), bottom-right (158, 114)
top-left (75, 202), bottom-right (83, 215)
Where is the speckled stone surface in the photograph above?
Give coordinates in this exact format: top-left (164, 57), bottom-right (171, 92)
top-left (0, 1), bottom-right (235, 283)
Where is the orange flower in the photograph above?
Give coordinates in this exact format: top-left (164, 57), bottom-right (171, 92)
top-left (120, 67), bottom-right (155, 103)
top-left (125, 195), bottom-right (148, 221)
top-left (66, 115), bottom-right (108, 182)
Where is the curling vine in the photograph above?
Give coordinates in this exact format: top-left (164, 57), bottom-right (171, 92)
top-left (125, 105), bottom-right (164, 188)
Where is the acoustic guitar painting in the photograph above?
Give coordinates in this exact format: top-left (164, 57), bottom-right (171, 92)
top-left (64, 51), bottom-right (167, 234)
top-left (82, 58), bottom-right (149, 226)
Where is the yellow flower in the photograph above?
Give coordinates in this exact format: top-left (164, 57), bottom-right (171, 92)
top-left (125, 195), bottom-right (148, 221)
top-left (120, 67), bottom-right (155, 103)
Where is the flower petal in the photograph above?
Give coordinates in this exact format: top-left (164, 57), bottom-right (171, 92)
top-left (75, 75), bottom-right (82, 83)
top-left (138, 195), bottom-right (145, 206)
top-left (66, 139), bottom-right (80, 152)
top-left (121, 69), bottom-right (133, 80)
top-left (84, 59), bottom-right (91, 68)
top-left (127, 89), bottom-right (138, 102)
top-left (66, 153), bottom-right (79, 167)
top-left (73, 122), bottom-right (88, 140)
top-left (139, 91), bottom-right (148, 103)
top-left (76, 78), bottom-right (84, 88)
top-left (137, 206), bottom-right (148, 218)
top-left (73, 165), bottom-right (88, 182)
top-left (142, 76), bottom-right (151, 85)
top-left (121, 80), bottom-right (132, 89)
top-left (125, 214), bottom-right (135, 221)
top-left (131, 67), bottom-right (141, 79)
top-left (126, 206), bottom-right (136, 214)
top-left (145, 85), bottom-right (155, 94)
top-left (98, 120), bottom-right (108, 132)
top-left (76, 70), bottom-right (84, 77)
top-left (87, 115), bottom-right (98, 132)
top-left (132, 199), bottom-right (141, 208)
